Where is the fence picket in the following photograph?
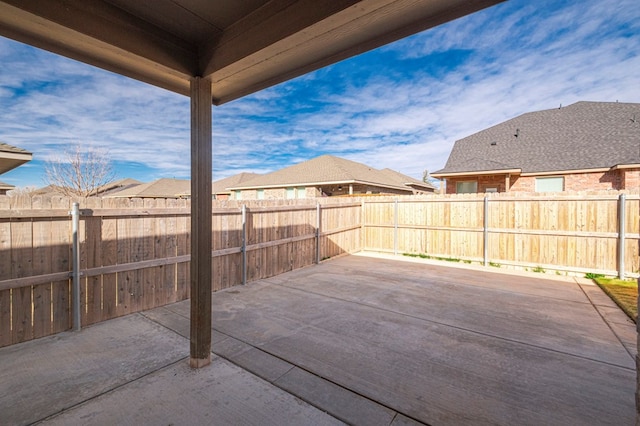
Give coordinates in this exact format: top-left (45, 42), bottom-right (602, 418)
top-left (32, 196), bottom-right (52, 338)
top-left (0, 192), bottom-right (638, 348)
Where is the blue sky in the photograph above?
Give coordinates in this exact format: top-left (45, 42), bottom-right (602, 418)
top-left (1, 0), bottom-right (639, 189)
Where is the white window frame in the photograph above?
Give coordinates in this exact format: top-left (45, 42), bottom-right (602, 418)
top-left (535, 176), bottom-right (564, 192)
top-left (456, 181), bottom-right (478, 194)
top-left (286, 187), bottom-right (295, 199)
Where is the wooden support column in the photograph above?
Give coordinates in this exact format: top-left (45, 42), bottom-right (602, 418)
top-left (189, 76), bottom-right (212, 368)
top-left (505, 174), bottom-right (511, 192)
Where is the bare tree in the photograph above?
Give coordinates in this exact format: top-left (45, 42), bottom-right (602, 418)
top-left (44, 144), bottom-right (116, 197)
top-left (423, 169), bottom-right (440, 185)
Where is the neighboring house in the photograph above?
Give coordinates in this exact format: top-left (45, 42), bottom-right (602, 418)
top-left (0, 142), bottom-right (33, 194)
top-left (213, 172), bottom-right (261, 200)
top-left (227, 155), bottom-right (435, 200)
top-left (432, 101), bottom-right (640, 194)
top-left (32, 178), bottom-right (143, 197)
top-left (30, 184), bottom-right (67, 196)
top-left (0, 181), bottom-right (14, 195)
top-left (90, 178), bottom-right (143, 197)
top-left (103, 178), bottom-right (191, 199)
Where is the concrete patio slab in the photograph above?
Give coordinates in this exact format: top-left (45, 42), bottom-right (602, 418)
top-left (202, 254), bottom-right (636, 425)
top-left (1, 253), bottom-right (636, 425)
top-left (0, 313), bottom-right (343, 425)
top-left (39, 355), bottom-right (342, 426)
top-left (0, 314), bottom-right (188, 425)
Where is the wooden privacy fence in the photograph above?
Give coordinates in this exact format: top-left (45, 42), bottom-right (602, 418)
top-left (363, 193), bottom-right (640, 278)
top-left (0, 196), bottom-right (362, 347)
top-left (1, 192), bottom-right (638, 348)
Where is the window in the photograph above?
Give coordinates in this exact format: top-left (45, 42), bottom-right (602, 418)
top-left (235, 190), bottom-right (242, 200)
top-left (535, 176), bottom-right (564, 192)
top-left (257, 189), bottom-right (265, 200)
top-left (456, 181), bottom-right (478, 194)
top-left (297, 187), bottom-right (306, 199)
top-left (286, 187), bottom-right (295, 199)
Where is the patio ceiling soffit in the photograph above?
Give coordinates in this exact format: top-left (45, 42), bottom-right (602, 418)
top-left (0, 0), bottom-right (504, 105)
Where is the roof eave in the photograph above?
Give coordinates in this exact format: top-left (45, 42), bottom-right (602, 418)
top-left (611, 163), bottom-right (640, 170)
top-left (431, 169), bottom-right (522, 178)
top-left (230, 178), bottom-right (419, 192)
top-left (229, 179), bottom-right (358, 191)
top-left (519, 167), bottom-right (612, 177)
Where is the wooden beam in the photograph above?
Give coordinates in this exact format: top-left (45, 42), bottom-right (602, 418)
top-left (189, 76), bottom-right (212, 368)
top-left (205, 0), bottom-right (505, 104)
top-left (0, 0), bottom-right (196, 95)
top-left (200, 0), bottom-right (359, 76)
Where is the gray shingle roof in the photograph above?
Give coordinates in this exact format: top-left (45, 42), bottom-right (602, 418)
top-left (104, 178), bottom-right (191, 198)
top-left (433, 101), bottom-right (640, 176)
top-left (213, 173), bottom-right (262, 194)
top-left (0, 180), bottom-right (14, 190)
top-left (0, 142), bottom-right (31, 155)
top-left (91, 178), bottom-right (143, 196)
top-left (229, 155), bottom-right (434, 191)
top-left (0, 141), bottom-right (33, 175)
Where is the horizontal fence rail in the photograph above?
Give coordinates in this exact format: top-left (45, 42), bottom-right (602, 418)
top-left (362, 193), bottom-right (640, 278)
top-left (0, 192), bottom-right (638, 348)
top-left (0, 196), bottom-right (362, 347)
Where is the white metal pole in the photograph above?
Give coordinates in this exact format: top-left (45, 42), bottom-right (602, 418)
top-left (394, 199), bottom-right (398, 255)
top-left (71, 202), bottom-right (81, 331)
top-left (242, 204), bottom-right (247, 285)
top-left (483, 196), bottom-right (489, 267)
top-left (316, 203), bottom-right (321, 264)
top-left (618, 193), bottom-right (626, 280)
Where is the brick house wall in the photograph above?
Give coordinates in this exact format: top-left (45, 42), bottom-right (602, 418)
top-left (564, 170), bottom-right (621, 191)
top-left (621, 169), bottom-right (640, 190)
top-left (509, 175), bottom-right (534, 192)
top-left (446, 168), bottom-right (638, 194)
top-left (444, 175), bottom-right (507, 194)
top-left (511, 170), bottom-right (623, 192)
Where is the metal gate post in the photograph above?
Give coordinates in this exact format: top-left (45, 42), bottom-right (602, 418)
top-left (316, 203), bottom-right (321, 264)
top-left (242, 204), bottom-right (247, 285)
top-left (394, 199), bottom-right (398, 255)
top-left (483, 196), bottom-right (489, 267)
top-left (618, 193), bottom-right (626, 280)
top-left (71, 202), bottom-right (81, 331)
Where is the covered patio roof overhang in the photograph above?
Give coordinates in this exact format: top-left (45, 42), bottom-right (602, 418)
top-left (0, 0), bottom-right (505, 367)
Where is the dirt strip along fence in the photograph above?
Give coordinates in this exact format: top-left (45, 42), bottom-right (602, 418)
top-left (363, 192), bottom-right (640, 277)
top-left (0, 196), bottom-right (362, 348)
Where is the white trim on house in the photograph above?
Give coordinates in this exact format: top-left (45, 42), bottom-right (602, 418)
top-left (230, 179), bottom-right (418, 192)
top-left (432, 169), bottom-right (521, 178)
top-left (612, 164), bottom-right (640, 170)
top-left (520, 167), bottom-right (611, 177)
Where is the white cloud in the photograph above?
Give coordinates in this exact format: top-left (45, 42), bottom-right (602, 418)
top-left (0, 0), bottom-right (638, 185)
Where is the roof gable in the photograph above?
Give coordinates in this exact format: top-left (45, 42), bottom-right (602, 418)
top-left (0, 180), bottom-right (14, 190)
top-left (0, 141), bottom-right (33, 175)
top-left (213, 172), bottom-right (262, 194)
top-left (434, 101), bottom-right (640, 176)
top-left (230, 155), bottom-right (434, 191)
top-left (104, 178), bottom-right (190, 198)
